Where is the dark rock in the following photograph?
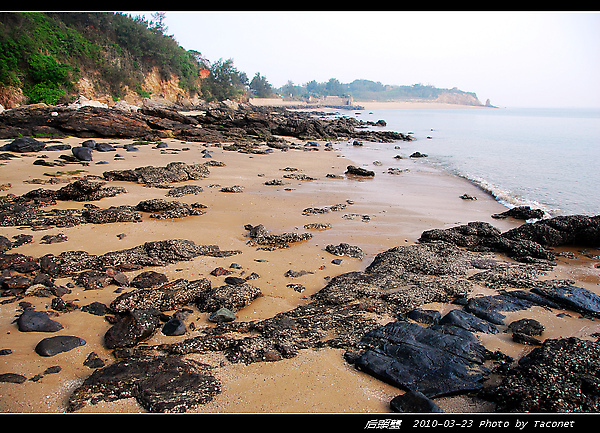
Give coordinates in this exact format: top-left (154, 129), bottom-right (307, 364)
top-left (198, 283), bottom-right (262, 313)
top-left (103, 309), bottom-right (161, 349)
top-left (95, 142), bottom-right (116, 152)
top-left (244, 224), bottom-right (312, 249)
top-left (104, 162), bottom-right (210, 186)
top-left (82, 205), bottom-right (141, 224)
top-left (81, 302), bottom-right (111, 316)
top-left (407, 309), bottom-right (442, 325)
top-left (345, 165), bottom-right (375, 177)
top-left (162, 317), bottom-right (186, 336)
top-left (110, 278), bottom-right (211, 313)
top-left (208, 307), bottom-right (237, 323)
top-left (502, 214), bottom-right (600, 248)
top-left (83, 352), bottom-right (105, 368)
top-left (210, 267), bottom-right (232, 276)
top-left (419, 221), bottom-right (556, 264)
top-left (72, 146), bottom-right (93, 161)
top-left (165, 185), bottom-right (204, 197)
top-left (81, 140), bottom-right (97, 148)
top-left (410, 152), bottom-right (428, 158)
top-left (390, 390), bottom-right (444, 413)
top-left (353, 321), bottom-right (490, 398)
top-left (130, 271), bottom-right (169, 289)
top-left (0, 373), bottom-right (28, 383)
top-left (492, 206), bottom-right (545, 220)
top-left (325, 242), bottom-right (364, 260)
top-left (481, 337), bottom-right (600, 412)
top-left (67, 356), bottom-right (221, 413)
top-left (35, 335), bottom-right (86, 357)
top-left (45, 144), bottom-right (71, 151)
top-left (6, 136), bottom-right (46, 153)
top-left (224, 276), bottom-right (247, 286)
top-left (506, 318), bottom-right (545, 336)
top-left (17, 309), bottom-right (63, 332)
top-left (439, 309), bottom-right (499, 334)
top-left (512, 332), bottom-right (543, 346)
top-left (531, 285), bottom-right (600, 318)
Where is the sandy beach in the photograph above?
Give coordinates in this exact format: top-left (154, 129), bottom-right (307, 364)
top-left (1, 130), bottom-right (599, 413)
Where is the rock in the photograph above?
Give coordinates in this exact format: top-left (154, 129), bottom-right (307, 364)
top-left (345, 165), bottom-right (375, 177)
top-left (81, 302), bottom-right (111, 316)
top-left (94, 142), bottom-right (116, 152)
top-left (459, 194), bottom-right (477, 200)
top-left (407, 309), bottom-right (442, 325)
top-left (34, 335), bottom-right (86, 357)
top-left (165, 185), bottom-right (204, 197)
top-left (244, 224), bottom-right (312, 249)
top-left (438, 309), bottom-right (499, 334)
top-left (410, 151), bottom-right (428, 158)
top-left (104, 162), bottom-right (210, 186)
top-left (110, 278), bottom-right (211, 313)
top-left (419, 221), bottom-right (556, 264)
top-left (325, 243), bottom-right (364, 260)
top-left (162, 317), bottom-right (186, 336)
top-left (481, 337), bottom-right (600, 412)
top-left (198, 283), bottom-right (262, 313)
top-left (17, 309), bottom-right (63, 332)
top-left (103, 309), bottom-right (161, 349)
top-left (503, 214), bottom-right (600, 248)
top-left (130, 271), bottom-right (169, 289)
top-left (390, 390), bottom-right (444, 413)
top-left (5, 136), bottom-right (46, 153)
top-left (492, 206), bottom-right (545, 220)
top-left (67, 356), bottom-right (221, 413)
top-left (224, 276), bottom-right (247, 286)
top-left (352, 321), bottom-right (491, 398)
top-left (72, 146), bottom-right (93, 161)
top-left (83, 352), bottom-right (105, 368)
top-left (208, 307), bottom-right (237, 323)
top-left (531, 285), bottom-right (600, 318)
top-left (506, 318), bottom-right (545, 336)
top-left (512, 332), bottom-right (543, 346)
top-left (0, 373), bottom-right (28, 384)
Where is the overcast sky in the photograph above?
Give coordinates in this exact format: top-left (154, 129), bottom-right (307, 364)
top-left (131, 11), bottom-right (600, 108)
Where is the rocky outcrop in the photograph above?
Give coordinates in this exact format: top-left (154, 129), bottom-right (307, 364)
top-left (0, 100), bottom-right (415, 143)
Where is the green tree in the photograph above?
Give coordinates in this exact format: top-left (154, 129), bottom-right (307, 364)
top-left (201, 58), bottom-right (248, 101)
top-left (249, 72), bottom-right (273, 98)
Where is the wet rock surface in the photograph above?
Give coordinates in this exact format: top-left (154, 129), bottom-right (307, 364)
top-left (67, 356), bottom-right (221, 413)
top-left (244, 224), bottom-right (312, 249)
top-left (480, 337), bottom-right (600, 412)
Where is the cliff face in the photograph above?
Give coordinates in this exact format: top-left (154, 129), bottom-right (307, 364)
top-left (435, 91), bottom-right (482, 106)
top-left (73, 67), bottom-right (202, 110)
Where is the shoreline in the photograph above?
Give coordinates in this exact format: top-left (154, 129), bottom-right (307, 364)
top-left (0, 127), bottom-right (599, 412)
top-left (249, 98), bottom-right (493, 111)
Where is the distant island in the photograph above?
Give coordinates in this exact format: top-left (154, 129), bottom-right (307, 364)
top-left (0, 12), bottom-right (493, 110)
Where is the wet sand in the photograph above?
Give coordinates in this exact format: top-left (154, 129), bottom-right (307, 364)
top-left (0, 134), bottom-right (598, 413)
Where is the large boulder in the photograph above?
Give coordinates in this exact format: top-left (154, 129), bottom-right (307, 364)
top-left (352, 321), bottom-right (491, 398)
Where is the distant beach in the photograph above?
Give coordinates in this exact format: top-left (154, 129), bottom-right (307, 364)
top-left (249, 97), bottom-right (491, 110)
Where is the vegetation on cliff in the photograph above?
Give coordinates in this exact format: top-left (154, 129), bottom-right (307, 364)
top-left (0, 12), bottom-right (248, 106)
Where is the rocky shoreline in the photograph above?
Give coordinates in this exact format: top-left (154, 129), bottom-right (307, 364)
top-left (0, 101), bottom-right (599, 414)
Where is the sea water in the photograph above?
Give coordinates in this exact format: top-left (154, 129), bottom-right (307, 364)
top-left (346, 107), bottom-right (600, 217)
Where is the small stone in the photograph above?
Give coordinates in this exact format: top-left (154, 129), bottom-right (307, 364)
top-left (208, 307), bottom-right (236, 323)
top-left (162, 317), bottom-right (186, 336)
top-left (34, 336), bottom-right (86, 357)
top-left (83, 352), bottom-right (105, 368)
top-left (17, 310), bottom-right (63, 332)
top-left (0, 373), bottom-right (27, 384)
